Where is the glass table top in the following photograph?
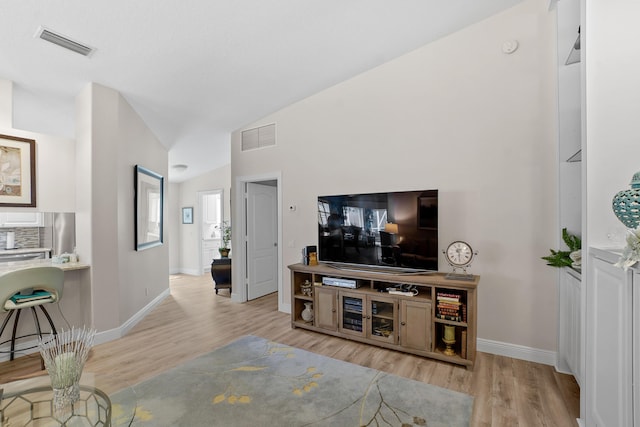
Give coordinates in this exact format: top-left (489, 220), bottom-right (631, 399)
top-left (0, 373), bottom-right (135, 427)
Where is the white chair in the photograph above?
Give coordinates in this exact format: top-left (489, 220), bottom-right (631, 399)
top-left (0, 266), bottom-right (64, 362)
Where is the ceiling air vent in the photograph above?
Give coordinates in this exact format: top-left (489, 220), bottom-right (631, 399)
top-left (35, 26), bottom-right (95, 57)
top-left (242, 124), bottom-right (276, 151)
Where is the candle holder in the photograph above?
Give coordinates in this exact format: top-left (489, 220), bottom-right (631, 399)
top-left (39, 327), bottom-right (96, 416)
top-left (442, 325), bottom-right (457, 356)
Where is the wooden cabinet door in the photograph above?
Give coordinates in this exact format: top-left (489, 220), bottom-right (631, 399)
top-left (315, 287), bottom-right (338, 331)
top-left (400, 299), bottom-right (431, 352)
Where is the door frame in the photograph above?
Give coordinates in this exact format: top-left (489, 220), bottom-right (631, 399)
top-left (233, 172), bottom-right (286, 312)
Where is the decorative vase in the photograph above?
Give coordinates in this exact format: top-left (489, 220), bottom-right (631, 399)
top-left (300, 280), bottom-right (313, 297)
top-left (219, 248), bottom-right (230, 258)
top-left (301, 302), bottom-right (314, 322)
top-left (39, 327), bottom-right (95, 416)
top-left (613, 171), bottom-right (640, 229)
top-left (442, 325), bottom-right (456, 356)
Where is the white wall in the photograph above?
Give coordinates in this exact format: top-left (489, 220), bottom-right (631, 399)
top-left (0, 79), bottom-right (76, 212)
top-left (581, 2), bottom-right (640, 421)
top-left (0, 80), bottom-right (11, 128)
top-left (232, 0), bottom-right (560, 353)
top-left (76, 83), bottom-right (169, 331)
top-left (584, 0), bottom-right (640, 248)
top-left (168, 182), bottom-right (181, 274)
top-left (174, 164), bottom-right (231, 275)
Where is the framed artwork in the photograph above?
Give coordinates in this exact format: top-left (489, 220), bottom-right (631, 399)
top-left (182, 207), bottom-right (193, 224)
top-left (135, 165), bottom-right (164, 251)
top-left (0, 134), bottom-right (36, 207)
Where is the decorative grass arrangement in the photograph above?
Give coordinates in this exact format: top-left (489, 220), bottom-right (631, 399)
top-left (39, 327), bottom-right (96, 414)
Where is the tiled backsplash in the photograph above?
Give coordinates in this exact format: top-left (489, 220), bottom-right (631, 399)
top-left (0, 228), bottom-right (42, 249)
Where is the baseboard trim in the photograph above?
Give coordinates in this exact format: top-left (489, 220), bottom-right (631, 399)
top-left (477, 337), bottom-right (556, 366)
top-left (95, 288), bottom-right (171, 345)
top-left (175, 268), bottom-right (202, 276)
top-left (0, 289), bottom-right (172, 362)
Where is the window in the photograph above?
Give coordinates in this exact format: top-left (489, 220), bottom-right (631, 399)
top-left (318, 200), bottom-right (330, 226)
top-left (342, 206), bottom-right (364, 228)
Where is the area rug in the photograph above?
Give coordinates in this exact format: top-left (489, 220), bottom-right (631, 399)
top-left (110, 335), bottom-right (473, 426)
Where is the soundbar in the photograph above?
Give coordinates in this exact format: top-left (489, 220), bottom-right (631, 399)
top-left (322, 277), bottom-right (360, 289)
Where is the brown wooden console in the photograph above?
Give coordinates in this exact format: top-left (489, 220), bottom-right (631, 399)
top-left (289, 263), bottom-right (479, 369)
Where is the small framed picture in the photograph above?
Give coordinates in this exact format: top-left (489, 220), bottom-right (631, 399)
top-left (182, 207), bottom-right (193, 224)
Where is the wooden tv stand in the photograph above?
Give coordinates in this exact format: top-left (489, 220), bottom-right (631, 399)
top-left (289, 263), bottom-right (479, 369)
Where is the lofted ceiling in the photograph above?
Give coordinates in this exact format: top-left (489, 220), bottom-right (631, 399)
top-left (0, 0), bottom-right (522, 182)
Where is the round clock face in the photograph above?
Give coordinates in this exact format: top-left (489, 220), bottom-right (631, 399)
top-left (446, 241), bottom-right (474, 267)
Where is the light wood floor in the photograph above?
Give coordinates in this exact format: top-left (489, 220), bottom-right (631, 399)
top-left (0, 274), bottom-right (580, 426)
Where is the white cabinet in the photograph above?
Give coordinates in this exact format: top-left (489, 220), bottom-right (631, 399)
top-left (586, 248), bottom-right (635, 426)
top-left (557, 267), bottom-right (582, 386)
top-left (203, 239), bottom-right (222, 272)
top-left (0, 212), bottom-right (43, 227)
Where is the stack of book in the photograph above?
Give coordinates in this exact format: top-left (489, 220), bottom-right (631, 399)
top-left (10, 290), bottom-right (53, 304)
top-left (436, 292), bottom-right (465, 322)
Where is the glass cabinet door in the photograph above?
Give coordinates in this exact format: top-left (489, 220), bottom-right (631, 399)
top-left (339, 292), bottom-right (365, 337)
top-left (368, 296), bottom-right (397, 344)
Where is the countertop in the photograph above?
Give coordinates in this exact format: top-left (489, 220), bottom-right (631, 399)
top-left (0, 258), bottom-right (89, 273)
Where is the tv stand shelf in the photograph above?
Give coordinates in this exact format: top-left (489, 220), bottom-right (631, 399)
top-left (289, 263), bottom-right (479, 369)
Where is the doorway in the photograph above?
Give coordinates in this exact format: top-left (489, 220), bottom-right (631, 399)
top-left (233, 173), bottom-right (283, 310)
top-left (198, 189), bottom-right (223, 274)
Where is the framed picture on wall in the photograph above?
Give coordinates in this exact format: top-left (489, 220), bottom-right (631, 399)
top-left (0, 134), bottom-right (36, 207)
top-left (182, 207), bottom-right (194, 224)
top-left (134, 165), bottom-right (164, 251)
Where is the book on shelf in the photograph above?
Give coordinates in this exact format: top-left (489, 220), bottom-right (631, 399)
top-left (437, 305), bottom-right (459, 311)
top-left (437, 292), bottom-right (460, 298)
top-left (438, 310), bottom-right (460, 318)
top-left (436, 313), bottom-right (462, 322)
top-left (461, 330), bottom-right (467, 358)
top-left (436, 292), bottom-right (461, 302)
top-left (437, 299), bottom-right (461, 304)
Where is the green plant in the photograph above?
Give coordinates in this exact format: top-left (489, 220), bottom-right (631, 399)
top-left (217, 221), bottom-right (231, 249)
top-left (542, 228), bottom-right (581, 267)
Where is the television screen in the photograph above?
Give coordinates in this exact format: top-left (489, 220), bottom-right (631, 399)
top-left (317, 190), bottom-right (438, 272)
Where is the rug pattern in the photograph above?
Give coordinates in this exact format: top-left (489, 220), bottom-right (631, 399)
top-left (110, 335), bottom-right (472, 426)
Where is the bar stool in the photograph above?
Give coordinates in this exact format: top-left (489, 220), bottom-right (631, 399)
top-left (0, 266), bottom-right (64, 362)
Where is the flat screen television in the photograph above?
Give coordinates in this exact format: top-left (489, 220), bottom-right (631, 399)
top-left (317, 190), bottom-right (438, 272)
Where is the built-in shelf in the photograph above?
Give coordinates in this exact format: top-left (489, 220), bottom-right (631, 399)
top-left (565, 27), bottom-right (581, 65)
top-left (566, 149), bottom-right (582, 163)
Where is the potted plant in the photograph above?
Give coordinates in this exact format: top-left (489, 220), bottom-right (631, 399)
top-left (217, 221), bottom-right (231, 258)
top-left (542, 228), bottom-right (581, 268)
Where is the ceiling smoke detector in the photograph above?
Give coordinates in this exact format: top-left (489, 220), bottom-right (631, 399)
top-left (35, 26), bottom-right (95, 57)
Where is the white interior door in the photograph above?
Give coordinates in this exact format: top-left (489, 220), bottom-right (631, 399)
top-left (199, 190), bottom-right (223, 273)
top-left (247, 182), bottom-right (277, 300)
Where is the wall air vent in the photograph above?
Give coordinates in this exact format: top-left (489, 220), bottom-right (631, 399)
top-left (35, 26), bottom-right (95, 57)
top-left (241, 123), bottom-right (276, 151)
